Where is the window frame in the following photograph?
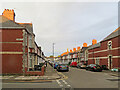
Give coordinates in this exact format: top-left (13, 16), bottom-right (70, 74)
top-left (108, 41), bottom-right (112, 50)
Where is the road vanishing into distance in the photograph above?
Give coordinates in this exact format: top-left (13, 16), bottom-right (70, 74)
top-left (2, 66), bottom-right (119, 90)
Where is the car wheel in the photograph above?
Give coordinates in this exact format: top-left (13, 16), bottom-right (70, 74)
top-left (66, 70), bottom-right (69, 72)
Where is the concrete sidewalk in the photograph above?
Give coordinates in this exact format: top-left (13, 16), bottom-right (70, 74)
top-left (1, 64), bottom-right (61, 81)
top-left (102, 70), bottom-right (120, 77)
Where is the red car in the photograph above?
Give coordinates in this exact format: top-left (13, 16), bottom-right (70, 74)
top-left (70, 62), bottom-right (77, 67)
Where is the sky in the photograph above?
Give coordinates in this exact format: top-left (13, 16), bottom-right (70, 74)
top-left (0, 0), bottom-right (119, 56)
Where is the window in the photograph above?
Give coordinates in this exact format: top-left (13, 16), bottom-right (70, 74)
top-left (29, 35), bottom-right (32, 47)
top-left (29, 55), bottom-right (32, 67)
top-left (25, 32), bottom-right (27, 46)
top-left (95, 57), bottom-right (99, 65)
top-left (108, 41), bottom-right (112, 50)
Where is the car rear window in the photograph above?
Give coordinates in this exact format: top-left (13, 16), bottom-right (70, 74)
top-left (90, 64), bottom-right (96, 66)
top-left (60, 64), bottom-right (68, 66)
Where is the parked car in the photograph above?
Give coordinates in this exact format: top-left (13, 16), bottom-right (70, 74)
top-left (50, 61), bottom-right (54, 67)
top-left (77, 63), bottom-right (87, 69)
top-left (101, 65), bottom-right (108, 70)
top-left (57, 64), bottom-right (69, 72)
top-left (86, 64), bottom-right (102, 72)
top-left (111, 67), bottom-right (120, 72)
top-left (54, 63), bottom-right (59, 69)
top-left (70, 62), bottom-right (77, 67)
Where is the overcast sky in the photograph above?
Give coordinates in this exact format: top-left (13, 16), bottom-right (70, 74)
top-left (0, 1), bottom-right (118, 56)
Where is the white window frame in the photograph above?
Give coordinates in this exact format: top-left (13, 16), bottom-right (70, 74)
top-left (108, 41), bottom-right (112, 50)
top-left (95, 57), bottom-right (99, 65)
top-left (25, 32), bottom-right (27, 46)
top-left (29, 55), bottom-right (32, 67)
top-left (29, 35), bottom-right (32, 47)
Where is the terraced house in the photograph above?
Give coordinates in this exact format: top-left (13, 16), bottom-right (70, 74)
top-left (0, 9), bottom-right (45, 75)
top-left (88, 27), bottom-right (120, 69)
top-left (60, 27), bottom-right (119, 70)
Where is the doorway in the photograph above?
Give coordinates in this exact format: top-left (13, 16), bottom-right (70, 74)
top-left (108, 55), bottom-right (112, 69)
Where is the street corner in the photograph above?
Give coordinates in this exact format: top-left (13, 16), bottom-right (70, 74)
top-left (1, 75), bottom-right (16, 80)
top-left (2, 74), bottom-right (62, 83)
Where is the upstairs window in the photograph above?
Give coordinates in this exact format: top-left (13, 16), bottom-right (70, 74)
top-left (29, 35), bottom-right (32, 47)
top-left (108, 41), bottom-right (112, 50)
top-left (25, 32), bottom-right (27, 46)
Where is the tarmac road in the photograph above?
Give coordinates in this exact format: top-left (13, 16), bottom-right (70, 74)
top-left (2, 66), bottom-right (119, 90)
top-left (62, 67), bottom-right (119, 88)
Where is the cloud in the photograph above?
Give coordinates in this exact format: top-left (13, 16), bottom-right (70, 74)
top-left (0, 2), bottom-right (118, 56)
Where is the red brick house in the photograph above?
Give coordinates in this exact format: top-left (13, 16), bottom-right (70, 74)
top-left (0, 9), bottom-right (45, 75)
top-left (88, 27), bottom-right (120, 69)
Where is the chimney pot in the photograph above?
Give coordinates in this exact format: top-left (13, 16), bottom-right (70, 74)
top-left (2, 9), bottom-right (15, 21)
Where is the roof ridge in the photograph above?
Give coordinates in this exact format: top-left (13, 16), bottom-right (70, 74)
top-left (112, 27), bottom-right (120, 33)
top-left (101, 27), bottom-right (120, 42)
top-left (2, 15), bottom-right (32, 27)
top-left (1, 15), bottom-right (24, 27)
top-left (18, 23), bottom-right (32, 25)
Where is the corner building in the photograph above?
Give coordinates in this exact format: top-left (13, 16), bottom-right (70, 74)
top-left (0, 9), bottom-right (45, 75)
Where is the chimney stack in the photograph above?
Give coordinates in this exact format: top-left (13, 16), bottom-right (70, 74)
top-left (70, 49), bottom-right (72, 53)
top-left (77, 47), bottom-right (81, 50)
top-left (83, 43), bottom-right (87, 47)
top-left (92, 39), bottom-right (97, 45)
top-left (2, 9), bottom-right (15, 21)
top-left (73, 48), bottom-right (76, 52)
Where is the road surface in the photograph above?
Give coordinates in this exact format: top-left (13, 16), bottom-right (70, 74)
top-left (2, 67), bottom-right (119, 90)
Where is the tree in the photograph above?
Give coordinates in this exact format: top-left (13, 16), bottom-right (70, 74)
top-left (49, 55), bottom-right (53, 58)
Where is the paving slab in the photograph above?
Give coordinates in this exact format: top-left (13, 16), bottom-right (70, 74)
top-left (1, 63), bottom-right (61, 82)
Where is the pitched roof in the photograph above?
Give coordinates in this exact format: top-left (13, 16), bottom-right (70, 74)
top-left (0, 15), bottom-right (23, 29)
top-left (0, 15), bottom-right (34, 35)
top-left (88, 43), bottom-right (101, 50)
top-left (101, 27), bottom-right (120, 42)
top-left (18, 23), bottom-right (33, 33)
top-left (88, 27), bottom-right (120, 50)
top-left (80, 47), bottom-right (88, 52)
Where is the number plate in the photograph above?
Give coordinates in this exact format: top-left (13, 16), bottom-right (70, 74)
top-left (97, 67), bottom-right (100, 69)
top-left (63, 67), bottom-right (66, 69)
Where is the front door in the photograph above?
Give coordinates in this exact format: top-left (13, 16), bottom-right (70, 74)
top-left (108, 56), bottom-right (112, 69)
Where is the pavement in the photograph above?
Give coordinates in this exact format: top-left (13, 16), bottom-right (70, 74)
top-left (2, 66), bottom-right (119, 88)
top-left (72, 67), bottom-right (120, 77)
top-left (1, 64), bottom-right (119, 82)
top-left (102, 70), bottom-right (120, 77)
top-left (1, 63), bottom-right (62, 82)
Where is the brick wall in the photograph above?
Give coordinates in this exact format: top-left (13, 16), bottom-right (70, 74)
top-left (1, 29), bottom-right (24, 74)
top-left (88, 36), bottom-right (120, 68)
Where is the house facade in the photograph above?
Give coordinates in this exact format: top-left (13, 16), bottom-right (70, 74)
top-left (60, 27), bottom-right (120, 70)
top-left (60, 43), bottom-right (89, 64)
top-left (88, 28), bottom-right (120, 69)
top-left (0, 9), bottom-right (45, 75)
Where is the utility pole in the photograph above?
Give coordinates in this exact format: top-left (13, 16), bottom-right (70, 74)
top-left (53, 43), bottom-right (55, 62)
